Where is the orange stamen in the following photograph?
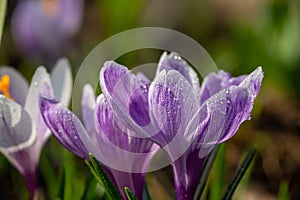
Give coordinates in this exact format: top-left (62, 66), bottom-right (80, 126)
top-left (0, 75), bottom-right (13, 100)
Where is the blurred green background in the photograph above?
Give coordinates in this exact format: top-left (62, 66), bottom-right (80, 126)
top-left (0, 0), bottom-right (299, 199)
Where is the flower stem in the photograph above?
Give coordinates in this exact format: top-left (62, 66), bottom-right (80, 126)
top-left (23, 170), bottom-right (38, 199)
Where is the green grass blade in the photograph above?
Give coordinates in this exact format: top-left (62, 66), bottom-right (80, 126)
top-left (125, 187), bottom-right (138, 200)
top-left (193, 145), bottom-right (220, 200)
top-left (210, 143), bottom-right (226, 200)
top-left (85, 160), bottom-right (102, 185)
top-left (58, 169), bottom-right (66, 200)
top-left (233, 155), bottom-right (255, 198)
top-left (63, 152), bottom-right (85, 200)
top-left (80, 177), bottom-right (105, 200)
top-left (0, 0), bottom-right (7, 45)
top-left (278, 180), bottom-right (290, 200)
top-left (39, 153), bottom-right (59, 198)
top-left (222, 147), bottom-right (256, 200)
top-left (80, 177), bottom-right (95, 200)
top-left (88, 153), bottom-right (121, 200)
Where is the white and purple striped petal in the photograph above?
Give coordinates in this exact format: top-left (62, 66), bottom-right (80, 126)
top-left (25, 67), bottom-right (54, 150)
top-left (40, 97), bottom-right (89, 159)
top-left (51, 58), bottom-right (73, 107)
top-left (100, 61), bottom-right (157, 138)
top-left (81, 84), bottom-right (96, 135)
top-left (199, 69), bottom-right (247, 104)
top-left (96, 94), bottom-right (156, 154)
top-left (157, 52), bottom-right (200, 92)
top-left (0, 95), bottom-right (34, 153)
top-left (149, 69), bottom-right (199, 147)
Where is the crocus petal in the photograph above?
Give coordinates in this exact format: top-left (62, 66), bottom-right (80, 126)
top-left (91, 94), bottom-right (158, 173)
top-left (199, 70), bottom-right (247, 104)
top-left (81, 84), bottom-right (96, 134)
top-left (136, 72), bottom-right (151, 83)
top-left (25, 66), bottom-right (54, 124)
top-left (96, 94), bottom-right (154, 153)
top-left (0, 67), bottom-right (29, 105)
top-left (198, 67), bottom-right (263, 147)
top-left (100, 61), bottom-right (156, 138)
top-left (238, 66), bottom-right (263, 98)
top-left (219, 70), bottom-right (247, 87)
top-left (157, 52), bottom-right (200, 92)
top-left (187, 86), bottom-right (249, 159)
top-left (94, 94), bottom-right (157, 199)
top-left (0, 95), bottom-right (34, 153)
top-left (51, 58), bottom-right (73, 107)
top-left (188, 66), bottom-right (263, 158)
top-left (149, 69), bottom-right (199, 148)
top-left (39, 96), bottom-right (89, 159)
top-left (25, 67), bottom-right (54, 148)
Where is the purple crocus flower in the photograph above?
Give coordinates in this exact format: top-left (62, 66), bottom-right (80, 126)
top-left (0, 58), bottom-right (72, 198)
top-left (100, 52), bottom-right (263, 200)
top-left (11, 0), bottom-right (84, 64)
top-left (40, 84), bottom-right (158, 199)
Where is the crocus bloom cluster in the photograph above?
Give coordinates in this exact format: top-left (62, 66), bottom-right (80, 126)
top-left (99, 52), bottom-right (263, 199)
top-left (40, 51), bottom-right (263, 199)
top-left (11, 0), bottom-right (84, 64)
top-left (0, 59), bottom-right (72, 197)
top-left (40, 85), bottom-right (158, 199)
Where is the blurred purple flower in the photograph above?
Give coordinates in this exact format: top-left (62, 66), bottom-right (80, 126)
top-left (100, 52), bottom-right (263, 200)
top-left (0, 58), bottom-right (72, 197)
top-left (40, 84), bottom-right (158, 199)
top-left (11, 0), bottom-right (84, 64)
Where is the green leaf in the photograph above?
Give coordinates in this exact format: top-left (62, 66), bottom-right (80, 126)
top-left (58, 169), bottom-right (66, 200)
top-left (80, 177), bottom-right (94, 200)
top-left (278, 180), bottom-right (290, 200)
top-left (0, 0), bottom-right (7, 45)
top-left (88, 153), bottom-right (121, 200)
top-left (39, 152), bottom-right (60, 198)
top-left (80, 177), bottom-right (105, 200)
top-left (222, 147), bottom-right (256, 200)
top-left (143, 182), bottom-right (152, 200)
top-left (210, 143), bottom-right (226, 200)
top-left (64, 152), bottom-right (85, 200)
top-left (233, 155), bottom-right (255, 198)
top-left (125, 187), bottom-right (138, 200)
top-left (193, 145), bottom-right (219, 200)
